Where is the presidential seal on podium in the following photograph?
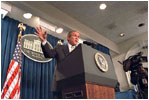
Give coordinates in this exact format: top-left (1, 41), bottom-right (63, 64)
top-left (94, 52), bottom-right (108, 72)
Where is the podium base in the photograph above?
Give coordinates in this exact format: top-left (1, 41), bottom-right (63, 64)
top-left (62, 82), bottom-right (115, 99)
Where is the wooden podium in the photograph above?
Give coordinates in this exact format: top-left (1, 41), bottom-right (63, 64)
top-left (56, 44), bottom-right (117, 99)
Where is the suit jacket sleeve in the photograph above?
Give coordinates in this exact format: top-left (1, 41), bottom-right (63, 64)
top-left (41, 42), bottom-right (57, 58)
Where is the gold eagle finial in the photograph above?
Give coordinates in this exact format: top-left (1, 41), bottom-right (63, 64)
top-left (57, 40), bottom-right (63, 45)
top-left (17, 23), bottom-right (26, 41)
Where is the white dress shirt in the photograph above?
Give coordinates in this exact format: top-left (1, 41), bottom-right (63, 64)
top-left (42, 40), bottom-right (47, 45)
top-left (68, 43), bottom-right (77, 52)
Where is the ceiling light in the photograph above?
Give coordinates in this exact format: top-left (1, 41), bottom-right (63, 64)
top-left (99, 3), bottom-right (107, 10)
top-left (56, 27), bottom-right (63, 34)
top-left (23, 13), bottom-right (32, 19)
top-left (120, 33), bottom-right (125, 37)
top-left (138, 23), bottom-right (145, 27)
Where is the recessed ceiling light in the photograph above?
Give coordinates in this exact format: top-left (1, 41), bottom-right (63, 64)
top-left (138, 23), bottom-right (145, 27)
top-left (120, 33), bottom-right (125, 37)
top-left (99, 3), bottom-right (107, 10)
top-left (23, 13), bottom-right (32, 19)
top-left (55, 27), bottom-right (63, 34)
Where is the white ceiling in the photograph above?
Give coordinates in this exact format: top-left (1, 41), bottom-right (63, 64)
top-left (6, 1), bottom-right (148, 43)
top-left (47, 1), bottom-right (148, 43)
top-left (3, 1), bottom-right (148, 56)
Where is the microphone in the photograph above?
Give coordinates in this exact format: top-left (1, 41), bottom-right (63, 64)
top-left (83, 41), bottom-right (97, 49)
top-left (83, 41), bottom-right (92, 45)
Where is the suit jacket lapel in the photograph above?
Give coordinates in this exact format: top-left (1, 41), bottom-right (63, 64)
top-left (63, 45), bottom-right (69, 56)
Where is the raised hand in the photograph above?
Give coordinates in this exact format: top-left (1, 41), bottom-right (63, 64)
top-left (34, 26), bottom-right (47, 42)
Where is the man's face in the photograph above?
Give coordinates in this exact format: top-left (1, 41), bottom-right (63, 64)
top-left (67, 31), bottom-right (80, 46)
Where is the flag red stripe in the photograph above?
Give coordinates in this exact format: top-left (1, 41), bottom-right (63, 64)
top-left (9, 81), bottom-right (19, 99)
top-left (9, 70), bottom-right (21, 99)
top-left (2, 60), bottom-right (16, 91)
top-left (18, 71), bottom-right (21, 94)
top-left (9, 75), bottom-right (20, 99)
top-left (1, 63), bottom-right (20, 99)
top-left (7, 60), bottom-right (15, 75)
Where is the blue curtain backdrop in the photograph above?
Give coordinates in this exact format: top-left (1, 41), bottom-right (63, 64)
top-left (1, 16), bottom-right (59, 99)
top-left (1, 16), bottom-right (110, 99)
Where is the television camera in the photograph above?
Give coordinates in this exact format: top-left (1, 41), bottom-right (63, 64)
top-left (121, 52), bottom-right (148, 99)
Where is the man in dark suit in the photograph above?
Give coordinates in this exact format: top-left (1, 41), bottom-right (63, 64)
top-left (34, 26), bottom-right (80, 98)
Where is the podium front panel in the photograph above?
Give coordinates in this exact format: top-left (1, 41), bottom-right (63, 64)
top-left (82, 44), bottom-right (117, 87)
top-left (56, 44), bottom-right (118, 88)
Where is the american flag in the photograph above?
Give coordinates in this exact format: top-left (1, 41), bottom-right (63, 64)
top-left (1, 37), bottom-right (22, 99)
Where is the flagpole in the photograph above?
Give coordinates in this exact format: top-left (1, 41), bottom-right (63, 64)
top-left (18, 23), bottom-right (26, 65)
top-left (18, 23), bottom-right (26, 99)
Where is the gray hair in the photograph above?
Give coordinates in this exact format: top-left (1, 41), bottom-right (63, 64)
top-left (67, 30), bottom-right (78, 37)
